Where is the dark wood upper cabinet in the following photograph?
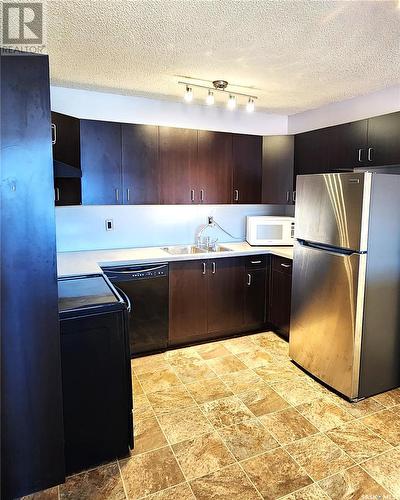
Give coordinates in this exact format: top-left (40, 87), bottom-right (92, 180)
top-left (169, 260), bottom-right (208, 345)
top-left (122, 124), bottom-right (160, 204)
top-left (367, 112), bottom-right (400, 166)
top-left (294, 127), bottom-right (331, 182)
top-left (198, 131), bottom-right (232, 204)
top-left (207, 257), bottom-right (244, 335)
top-left (328, 120), bottom-right (368, 170)
top-left (52, 112), bottom-right (81, 169)
top-left (269, 256), bottom-right (292, 339)
top-left (80, 120), bottom-right (122, 205)
top-left (262, 135), bottom-right (294, 204)
top-left (159, 126), bottom-right (198, 204)
top-left (232, 134), bottom-right (262, 203)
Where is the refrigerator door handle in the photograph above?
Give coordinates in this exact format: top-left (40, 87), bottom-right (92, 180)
top-left (297, 239), bottom-right (361, 257)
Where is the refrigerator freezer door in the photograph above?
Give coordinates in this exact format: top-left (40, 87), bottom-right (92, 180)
top-left (295, 172), bottom-right (371, 252)
top-left (289, 241), bottom-right (366, 399)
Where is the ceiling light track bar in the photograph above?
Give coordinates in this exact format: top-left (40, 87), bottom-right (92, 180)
top-left (178, 81), bottom-right (258, 100)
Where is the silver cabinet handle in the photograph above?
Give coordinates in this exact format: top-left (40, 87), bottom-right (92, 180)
top-left (368, 147), bottom-right (373, 162)
top-left (358, 148), bottom-right (363, 163)
top-left (200, 189), bottom-right (204, 202)
top-left (202, 262), bottom-right (206, 275)
top-left (281, 263), bottom-right (291, 268)
top-left (286, 191), bottom-right (290, 202)
top-left (51, 123), bottom-right (56, 145)
top-left (292, 191), bottom-right (296, 202)
top-left (126, 188), bottom-right (130, 202)
top-left (234, 189), bottom-right (239, 202)
top-left (115, 188), bottom-right (119, 202)
top-left (212, 262), bottom-right (216, 274)
top-left (190, 189), bottom-right (195, 202)
top-left (247, 273), bottom-right (251, 286)
top-left (55, 187), bottom-right (60, 202)
top-left (251, 260), bottom-right (262, 264)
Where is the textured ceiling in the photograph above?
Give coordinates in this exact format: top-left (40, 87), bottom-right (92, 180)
top-left (45, 0), bottom-right (400, 114)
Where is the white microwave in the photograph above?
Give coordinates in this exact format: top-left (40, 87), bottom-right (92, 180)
top-left (246, 216), bottom-right (295, 246)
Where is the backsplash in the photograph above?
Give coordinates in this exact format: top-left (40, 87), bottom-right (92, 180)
top-left (56, 204), bottom-right (292, 252)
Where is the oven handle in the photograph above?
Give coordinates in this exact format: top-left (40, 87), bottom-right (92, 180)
top-left (104, 264), bottom-right (168, 275)
top-left (114, 285), bottom-right (132, 313)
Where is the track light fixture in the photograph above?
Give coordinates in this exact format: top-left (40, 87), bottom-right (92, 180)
top-left (179, 79), bottom-right (257, 111)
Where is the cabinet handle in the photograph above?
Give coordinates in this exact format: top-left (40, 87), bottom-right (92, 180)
top-left (247, 273), bottom-right (251, 286)
top-left (281, 263), bottom-right (291, 268)
top-left (368, 147), bottom-right (373, 162)
top-left (115, 188), bottom-right (119, 202)
top-left (234, 189), bottom-right (239, 202)
top-left (251, 260), bottom-right (262, 264)
top-left (55, 187), bottom-right (60, 202)
top-left (126, 188), bottom-right (130, 202)
top-left (212, 262), bottom-right (216, 274)
top-left (286, 191), bottom-right (290, 202)
top-left (51, 123), bottom-right (56, 145)
top-left (200, 189), bottom-right (204, 202)
top-left (202, 262), bottom-right (206, 275)
top-left (190, 189), bottom-right (195, 202)
top-left (358, 148), bottom-right (363, 163)
top-left (292, 191), bottom-right (296, 202)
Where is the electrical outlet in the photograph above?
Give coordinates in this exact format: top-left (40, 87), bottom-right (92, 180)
top-left (105, 219), bottom-right (114, 231)
top-left (208, 216), bottom-right (214, 225)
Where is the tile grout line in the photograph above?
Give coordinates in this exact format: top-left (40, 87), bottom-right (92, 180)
top-left (116, 458), bottom-right (129, 500)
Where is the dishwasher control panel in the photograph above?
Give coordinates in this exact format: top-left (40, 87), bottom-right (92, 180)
top-left (102, 263), bottom-right (169, 282)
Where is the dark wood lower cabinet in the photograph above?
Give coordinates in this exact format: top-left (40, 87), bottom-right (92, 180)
top-left (169, 256), bottom-right (272, 347)
top-left (269, 256), bottom-right (292, 339)
top-left (207, 258), bottom-right (244, 336)
top-left (169, 260), bottom-right (208, 345)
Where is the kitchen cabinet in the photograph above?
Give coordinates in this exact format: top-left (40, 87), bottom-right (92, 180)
top-left (122, 124), bottom-right (160, 204)
top-left (329, 120), bottom-right (368, 170)
top-left (207, 257), bottom-right (244, 335)
top-left (294, 128), bottom-right (331, 188)
top-left (243, 256), bottom-right (268, 329)
top-left (198, 131), bottom-right (232, 204)
top-left (80, 120), bottom-right (122, 205)
top-left (269, 256), bottom-right (292, 339)
top-left (262, 135), bottom-right (294, 204)
top-left (232, 134), bottom-right (262, 203)
top-left (159, 126), bottom-right (198, 204)
top-left (169, 260), bottom-right (208, 344)
top-left (367, 111), bottom-right (400, 166)
top-left (52, 112), bottom-right (81, 169)
top-left (54, 177), bottom-right (81, 206)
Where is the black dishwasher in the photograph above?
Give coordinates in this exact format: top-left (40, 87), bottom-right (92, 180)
top-left (58, 274), bottom-right (133, 474)
top-left (102, 263), bottom-right (169, 357)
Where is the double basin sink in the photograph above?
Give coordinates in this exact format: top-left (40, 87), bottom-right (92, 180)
top-left (162, 245), bottom-right (232, 256)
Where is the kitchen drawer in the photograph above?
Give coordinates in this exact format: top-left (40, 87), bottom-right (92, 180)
top-left (245, 255), bottom-right (267, 269)
top-left (272, 256), bottom-right (292, 275)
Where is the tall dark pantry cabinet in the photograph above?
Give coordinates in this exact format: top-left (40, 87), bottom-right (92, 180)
top-left (1, 53), bottom-right (65, 498)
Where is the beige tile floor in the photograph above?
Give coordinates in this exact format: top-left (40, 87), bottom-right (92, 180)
top-left (24, 331), bottom-right (400, 500)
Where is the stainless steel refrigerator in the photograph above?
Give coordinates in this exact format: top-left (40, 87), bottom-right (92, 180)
top-left (289, 172), bottom-right (400, 401)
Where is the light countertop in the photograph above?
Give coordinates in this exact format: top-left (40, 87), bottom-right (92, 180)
top-left (57, 242), bottom-right (293, 277)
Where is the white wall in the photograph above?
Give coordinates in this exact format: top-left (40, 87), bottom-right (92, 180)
top-left (50, 86), bottom-right (288, 136)
top-left (55, 204), bottom-right (289, 252)
top-left (288, 85), bottom-right (400, 134)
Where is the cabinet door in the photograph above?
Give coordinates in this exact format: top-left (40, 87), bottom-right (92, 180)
top-left (262, 135), bottom-right (294, 204)
top-left (54, 178), bottom-right (81, 206)
top-left (121, 124), bottom-right (160, 204)
top-left (198, 131), bottom-right (232, 203)
top-left (294, 128), bottom-right (330, 188)
top-left (159, 127), bottom-right (198, 204)
top-left (52, 112), bottom-right (81, 169)
top-left (367, 112), bottom-right (400, 166)
top-left (269, 258), bottom-right (292, 339)
top-left (244, 268), bottom-right (267, 329)
top-left (232, 134), bottom-right (262, 203)
top-left (80, 120), bottom-right (122, 205)
top-left (169, 260), bottom-right (208, 344)
top-left (207, 257), bottom-right (244, 336)
top-left (329, 120), bottom-right (368, 170)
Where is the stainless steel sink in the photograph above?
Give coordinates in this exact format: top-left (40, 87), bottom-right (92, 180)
top-left (161, 245), bottom-right (207, 255)
top-left (207, 245), bottom-right (233, 253)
